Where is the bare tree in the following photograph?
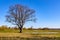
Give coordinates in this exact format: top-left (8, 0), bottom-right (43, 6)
top-left (6, 4), bottom-right (36, 33)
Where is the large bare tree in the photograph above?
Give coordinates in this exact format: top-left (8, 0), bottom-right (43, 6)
top-left (6, 4), bottom-right (35, 33)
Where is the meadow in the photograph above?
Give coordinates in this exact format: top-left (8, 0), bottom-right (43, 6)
top-left (0, 29), bottom-right (60, 37)
top-left (0, 26), bottom-right (60, 40)
top-left (0, 29), bottom-right (60, 40)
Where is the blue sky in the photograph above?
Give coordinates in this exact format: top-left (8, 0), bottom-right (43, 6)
top-left (0, 0), bottom-right (60, 28)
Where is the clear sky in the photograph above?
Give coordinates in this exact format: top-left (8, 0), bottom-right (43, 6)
top-left (0, 0), bottom-right (60, 28)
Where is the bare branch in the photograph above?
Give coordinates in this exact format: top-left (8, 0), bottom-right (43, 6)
top-left (6, 4), bottom-right (36, 33)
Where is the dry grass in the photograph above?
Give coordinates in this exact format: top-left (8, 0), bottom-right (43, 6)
top-left (0, 30), bottom-right (60, 40)
top-left (0, 29), bottom-right (60, 38)
top-left (0, 33), bottom-right (32, 38)
top-left (0, 33), bottom-right (60, 38)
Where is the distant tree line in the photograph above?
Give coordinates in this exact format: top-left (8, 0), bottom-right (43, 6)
top-left (0, 25), bottom-right (60, 30)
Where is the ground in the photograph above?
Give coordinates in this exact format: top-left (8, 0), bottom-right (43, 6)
top-left (0, 29), bottom-right (60, 40)
top-left (0, 29), bottom-right (60, 37)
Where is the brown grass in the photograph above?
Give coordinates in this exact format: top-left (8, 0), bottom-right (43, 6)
top-left (0, 33), bottom-right (33, 38)
top-left (0, 33), bottom-right (59, 38)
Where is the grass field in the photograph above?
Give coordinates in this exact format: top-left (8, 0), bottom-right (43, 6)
top-left (0, 29), bottom-right (60, 37)
top-left (0, 29), bottom-right (60, 40)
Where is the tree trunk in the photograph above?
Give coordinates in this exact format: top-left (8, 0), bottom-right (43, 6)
top-left (19, 26), bottom-right (23, 33)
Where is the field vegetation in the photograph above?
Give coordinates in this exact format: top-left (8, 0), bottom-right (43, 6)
top-left (0, 25), bottom-right (60, 40)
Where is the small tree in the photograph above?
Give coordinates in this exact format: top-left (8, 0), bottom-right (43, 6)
top-left (6, 4), bottom-right (36, 33)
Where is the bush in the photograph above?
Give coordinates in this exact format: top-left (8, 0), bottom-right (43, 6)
top-left (0, 25), bottom-right (8, 30)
